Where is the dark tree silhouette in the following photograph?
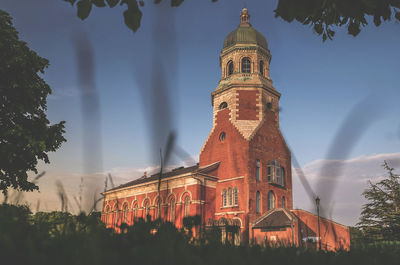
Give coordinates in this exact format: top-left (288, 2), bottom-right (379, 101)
top-left (64, 0), bottom-right (400, 40)
top-left (357, 161), bottom-right (400, 241)
top-left (0, 10), bottom-right (66, 194)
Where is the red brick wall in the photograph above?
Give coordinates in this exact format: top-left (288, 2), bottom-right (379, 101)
top-left (248, 108), bottom-right (293, 224)
top-left (292, 209), bottom-right (350, 251)
top-left (237, 90), bottom-right (259, 120)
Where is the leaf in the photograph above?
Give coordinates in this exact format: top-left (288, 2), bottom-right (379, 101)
top-left (348, 21), bottom-right (361, 36)
top-left (171, 0), bottom-right (184, 7)
top-left (77, 0), bottom-right (92, 20)
top-left (63, 0), bottom-right (77, 5)
top-left (396, 11), bottom-right (400, 21)
top-left (106, 0), bottom-right (119, 7)
top-left (313, 23), bottom-right (323, 35)
top-left (123, 1), bottom-right (143, 32)
top-left (93, 0), bottom-right (106, 7)
top-left (322, 33), bottom-right (327, 42)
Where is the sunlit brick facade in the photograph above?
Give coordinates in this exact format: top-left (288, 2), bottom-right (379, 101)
top-left (101, 8), bottom-right (350, 250)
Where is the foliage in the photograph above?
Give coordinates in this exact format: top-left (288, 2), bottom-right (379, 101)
top-left (0, 11), bottom-right (66, 194)
top-left (357, 161), bottom-right (400, 242)
top-left (63, 0), bottom-right (400, 41)
top-left (1, 204), bottom-right (400, 264)
top-left (274, 0), bottom-right (400, 41)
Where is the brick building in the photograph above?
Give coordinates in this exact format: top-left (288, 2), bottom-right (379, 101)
top-left (101, 8), bottom-right (350, 251)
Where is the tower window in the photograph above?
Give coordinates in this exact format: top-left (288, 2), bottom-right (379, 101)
top-left (227, 61), bottom-right (234, 76)
top-left (256, 191), bottom-right (260, 213)
top-left (267, 160), bottom-right (285, 187)
top-left (282, 196), bottom-right (286, 208)
top-left (233, 187), bottom-right (238, 206)
top-left (219, 132), bottom-right (226, 141)
top-left (228, 188), bottom-right (233, 206)
top-left (219, 102), bottom-right (228, 110)
top-left (241, 57), bottom-right (251, 73)
top-left (259, 61), bottom-right (264, 76)
top-left (268, 191), bottom-right (275, 210)
top-left (222, 189), bottom-right (227, 207)
top-left (256, 159), bottom-right (260, 181)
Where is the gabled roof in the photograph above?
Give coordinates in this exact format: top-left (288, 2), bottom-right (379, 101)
top-left (252, 208), bottom-right (296, 229)
top-left (105, 161), bottom-right (220, 193)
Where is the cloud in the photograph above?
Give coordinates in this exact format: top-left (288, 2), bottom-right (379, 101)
top-left (293, 152), bottom-right (400, 226)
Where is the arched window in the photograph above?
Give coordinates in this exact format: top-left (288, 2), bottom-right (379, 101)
top-left (155, 198), bottom-right (160, 219)
top-left (256, 159), bottom-right (260, 181)
top-left (219, 132), bottom-right (226, 141)
top-left (169, 198), bottom-right (175, 222)
top-left (144, 200), bottom-right (150, 220)
top-left (219, 102), bottom-right (228, 110)
top-left (227, 61), bottom-right (234, 76)
top-left (114, 205), bottom-right (118, 227)
top-left (105, 206), bottom-right (110, 226)
top-left (256, 191), bottom-right (260, 213)
top-left (132, 203), bottom-right (138, 223)
top-left (184, 196), bottom-right (190, 217)
top-left (233, 187), bottom-right (238, 206)
top-left (222, 189), bottom-right (227, 207)
top-left (268, 191), bottom-right (275, 210)
top-left (123, 203), bottom-right (129, 224)
top-left (282, 196), bottom-right (286, 208)
top-left (241, 57), bottom-right (251, 73)
top-left (259, 60), bottom-right (264, 76)
top-left (228, 188), bottom-right (233, 206)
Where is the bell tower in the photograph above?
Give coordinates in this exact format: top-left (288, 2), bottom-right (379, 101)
top-left (199, 8), bottom-right (293, 238)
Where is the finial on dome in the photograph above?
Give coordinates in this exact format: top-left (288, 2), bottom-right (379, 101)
top-left (240, 7), bottom-right (250, 25)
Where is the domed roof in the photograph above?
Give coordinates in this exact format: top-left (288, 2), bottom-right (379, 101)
top-left (223, 8), bottom-right (268, 50)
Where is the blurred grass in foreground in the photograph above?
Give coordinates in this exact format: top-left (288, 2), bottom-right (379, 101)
top-left (0, 204), bottom-right (399, 265)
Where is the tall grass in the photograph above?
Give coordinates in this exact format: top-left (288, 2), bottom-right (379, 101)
top-left (0, 204), bottom-right (399, 265)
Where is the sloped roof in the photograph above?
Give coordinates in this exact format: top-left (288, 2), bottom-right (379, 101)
top-left (252, 208), bottom-right (296, 229)
top-left (105, 161), bottom-right (220, 193)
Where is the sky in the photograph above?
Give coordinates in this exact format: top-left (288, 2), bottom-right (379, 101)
top-left (1, 0), bottom-right (400, 225)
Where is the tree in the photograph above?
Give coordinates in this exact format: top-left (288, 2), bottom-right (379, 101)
top-left (357, 161), bottom-right (400, 242)
top-left (0, 10), bottom-right (66, 195)
top-left (63, 0), bottom-right (400, 41)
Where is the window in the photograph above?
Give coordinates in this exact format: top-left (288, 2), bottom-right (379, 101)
top-left (219, 102), bottom-right (228, 110)
top-left (169, 198), bottom-right (175, 222)
top-left (259, 61), bottom-right (264, 76)
top-left (233, 187), bottom-right (238, 206)
top-left (123, 203), bottom-right (128, 224)
top-left (256, 160), bottom-right (260, 181)
top-left (268, 191), bottom-right (275, 210)
top-left (132, 203), bottom-right (138, 222)
top-left (219, 132), bottom-right (226, 141)
top-left (227, 61), bottom-right (234, 76)
top-left (222, 189), bottom-right (227, 207)
top-left (184, 196), bottom-right (190, 217)
top-left (256, 191), bottom-right (260, 213)
top-left (282, 196), bottom-right (286, 208)
top-left (267, 161), bottom-right (285, 187)
top-left (105, 206), bottom-right (110, 226)
top-left (114, 206), bottom-right (118, 226)
top-left (144, 201), bottom-right (150, 220)
top-left (155, 199), bottom-right (160, 219)
top-left (267, 166), bottom-right (272, 182)
top-left (241, 57), bottom-right (251, 73)
top-left (228, 188), bottom-right (232, 206)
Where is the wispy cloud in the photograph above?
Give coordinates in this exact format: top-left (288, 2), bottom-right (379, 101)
top-left (293, 152), bottom-right (400, 226)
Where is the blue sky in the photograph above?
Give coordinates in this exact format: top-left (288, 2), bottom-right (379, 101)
top-left (2, 0), bottom-right (400, 225)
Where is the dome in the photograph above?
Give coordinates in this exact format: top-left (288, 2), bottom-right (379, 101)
top-left (223, 8), bottom-right (268, 50)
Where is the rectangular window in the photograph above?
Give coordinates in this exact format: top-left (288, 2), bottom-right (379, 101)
top-left (267, 166), bottom-right (272, 182)
top-left (234, 188), bottom-right (238, 206)
top-left (276, 167), bottom-right (281, 185)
